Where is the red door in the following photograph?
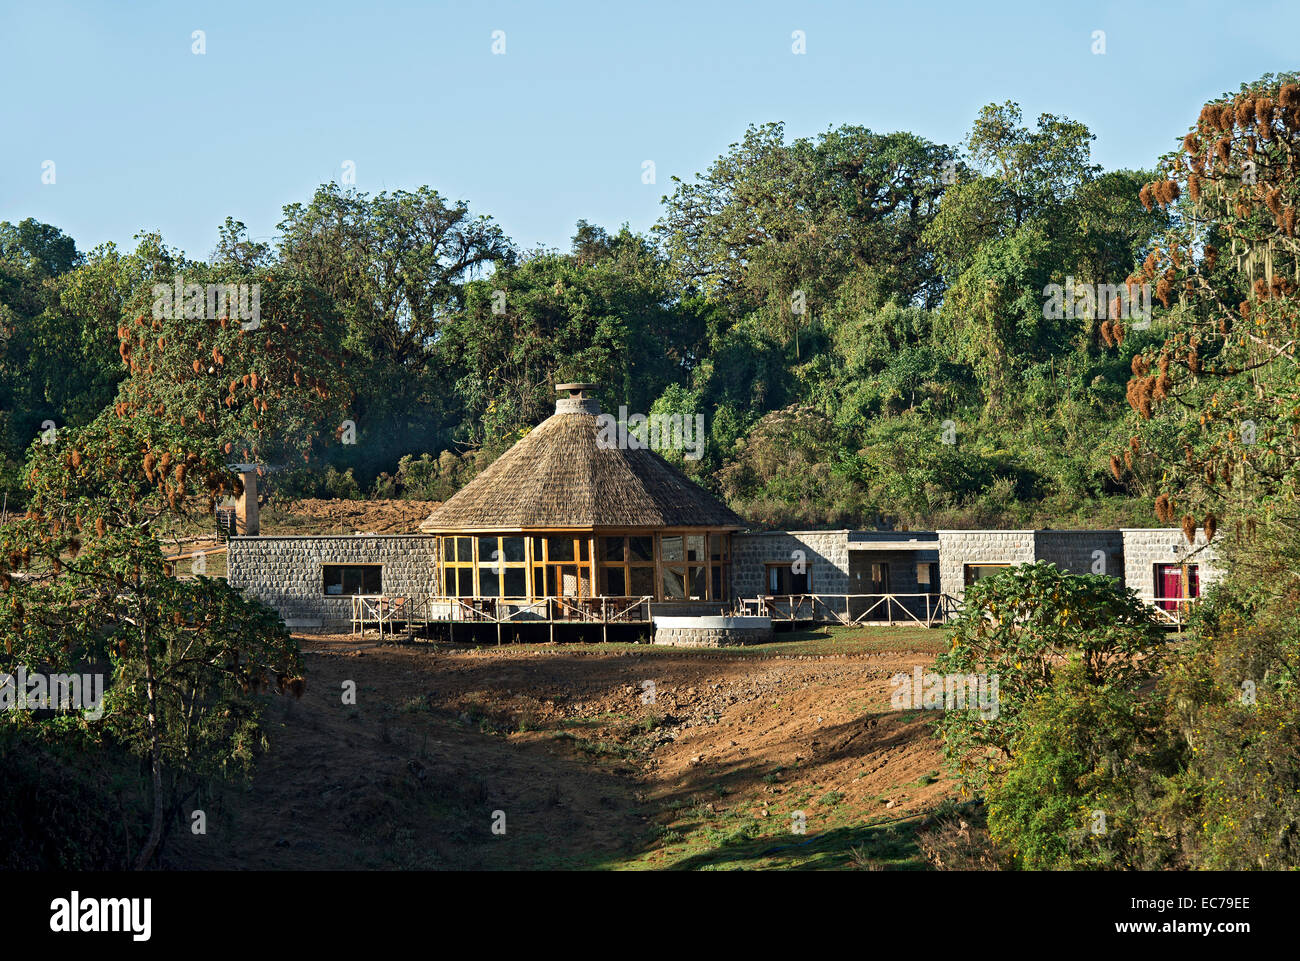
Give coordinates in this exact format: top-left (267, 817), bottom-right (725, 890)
top-left (1156, 564), bottom-right (1183, 612)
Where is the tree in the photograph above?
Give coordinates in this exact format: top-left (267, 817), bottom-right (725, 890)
top-left (0, 413), bottom-right (303, 869)
top-left (1119, 73), bottom-right (1300, 579)
top-left (656, 122), bottom-right (956, 341)
top-left (277, 184), bottom-right (515, 479)
top-left (932, 562), bottom-right (1163, 788)
top-left (1, 250), bottom-right (347, 867)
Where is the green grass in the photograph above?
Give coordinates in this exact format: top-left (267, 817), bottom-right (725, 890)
top-left (424, 624), bottom-right (950, 658)
top-left (613, 798), bottom-right (932, 871)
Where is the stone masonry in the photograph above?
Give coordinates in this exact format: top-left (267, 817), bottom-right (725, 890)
top-left (730, 530), bottom-right (851, 599)
top-left (937, 530), bottom-right (1036, 605)
top-left (1121, 528), bottom-right (1221, 605)
top-left (652, 624), bottom-right (773, 647)
top-left (227, 535), bottom-right (439, 629)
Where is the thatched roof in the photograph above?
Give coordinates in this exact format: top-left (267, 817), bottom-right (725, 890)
top-left (420, 387), bottom-right (746, 532)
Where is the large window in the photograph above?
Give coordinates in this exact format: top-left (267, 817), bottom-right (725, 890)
top-left (476, 535), bottom-right (528, 598)
top-left (532, 535), bottom-right (593, 598)
top-left (442, 536), bottom-right (476, 597)
top-left (661, 533), bottom-right (708, 600)
top-left (766, 562), bottom-right (809, 595)
top-left (598, 535), bottom-right (656, 597)
top-left (323, 564), bottom-right (382, 596)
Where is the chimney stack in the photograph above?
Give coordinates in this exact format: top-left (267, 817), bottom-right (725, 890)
top-left (555, 382), bottom-right (600, 415)
top-left (234, 466), bottom-right (259, 536)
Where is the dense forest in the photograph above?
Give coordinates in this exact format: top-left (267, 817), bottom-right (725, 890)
top-left (2, 70), bottom-right (1298, 870)
top-left (3, 98), bottom-right (1175, 530)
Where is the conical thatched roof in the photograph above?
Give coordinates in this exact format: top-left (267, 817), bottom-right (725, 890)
top-left (420, 386), bottom-right (746, 532)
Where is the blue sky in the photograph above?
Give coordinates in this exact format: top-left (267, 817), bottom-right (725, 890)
top-left (2, 0), bottom-right (1296, 260)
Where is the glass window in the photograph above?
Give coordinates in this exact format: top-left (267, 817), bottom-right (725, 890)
top-left (503, 567), bottom-right (527, 598)
top-left (711, 566), bottom-right (726, 600)
top-left (689, 566), bottom-right (706, 599)
top-left (710, 534), bottom-right (726, 561)
top-left (442, 538), bottom-right (455, 561)
top-left (686, 535), bottom-right (704, 562)
top-left (456, 568), bottom-right (474, 597)
top-left (629, 537), bottom-right (654, 562)
top-left (455, 537), bottom-right (472, 563)
top-left (600, 537), bottom-right (624, 561)
top-left (547, 536), bottom-right (575, 562)
top-left (964, 564), bottom-right (1010, 586)
top-left (477, 536), bottom-right (499, 564)
top-left (661, 535), bottom-right (683, 562)
top-left (630, 566), bottom-right (655, 597)
top-left (323, 565), bottom-right (381, 596)
top-left (502, 537), bottom-right (525, 563)
top-left (480, 566), bottom-right (500, 597)
top-left (662, 567), bottom-right (686, 599)
top-left (602, 567), bottom-right (626, 596)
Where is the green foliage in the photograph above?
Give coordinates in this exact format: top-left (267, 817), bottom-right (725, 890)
top-left (985, 661), bottom-right (1182, 870)
top-left (933, 562), bottom-right (1164, 787)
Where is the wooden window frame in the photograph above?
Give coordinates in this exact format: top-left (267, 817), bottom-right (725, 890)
top-left (764, 561), bottom-right (810, 596)
top-left (323, 563), bottom-right (383, 597)
top-left (963, 563), bottom-right (1010, 587)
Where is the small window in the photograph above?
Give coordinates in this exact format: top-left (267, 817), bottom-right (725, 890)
top-left (917, 563), bottom-right (931, 586)
top-left (964, 564), bottom-right (1010, 587)
top-left (323, 564), bottom-right (382, 596)
top-left (766, 563), bottom-right (809, 595)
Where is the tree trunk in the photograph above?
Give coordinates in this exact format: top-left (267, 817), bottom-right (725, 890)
top-left (133, 617), bottom-right (166, 870)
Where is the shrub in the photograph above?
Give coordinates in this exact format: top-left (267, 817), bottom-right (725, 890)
top-left (985, 661), bottom-right (1183, 869)
top-left (933, 561), bottom-right (1164, 789)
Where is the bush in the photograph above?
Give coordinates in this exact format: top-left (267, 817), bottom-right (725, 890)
top-left (985, 661), bottom-right (1183, 870)
top-left (1161, 595), bottom-right (1300, 869)
top-left (933, 561), bottom-right (1164, 789)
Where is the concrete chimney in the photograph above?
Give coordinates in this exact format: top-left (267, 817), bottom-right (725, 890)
top-left (234, 466), bottom-right (259, 536)
top-left (555, 382), bottom-right (600, 415)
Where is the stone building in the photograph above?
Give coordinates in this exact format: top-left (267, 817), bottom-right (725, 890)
top-left (223, 386), bottom-right (1225, 633)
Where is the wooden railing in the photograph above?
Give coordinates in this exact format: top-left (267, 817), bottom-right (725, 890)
top-left (1151, 596), bottom-right (1200, 627)
top-left (744, 592), bottom-right (959, 628)
top-left (348, 594), bottom-right (657, 641)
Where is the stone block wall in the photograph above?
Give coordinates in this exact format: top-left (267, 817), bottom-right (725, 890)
top-left (937, 530), bottom-right (1036, 604)
top-left (652, 624), bottom-right (773, 647)
top-left (1035, 530), bottom-right (1124, 580)
top-left (730, 530), bottom-right (851, 599)
top-left (227, 535), bottom-right (440, 629)
top-left (1121, 528), bottom-right (1222, 605)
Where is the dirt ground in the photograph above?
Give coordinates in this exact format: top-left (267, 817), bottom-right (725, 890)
top-left (260, 498), bottom-right (440, 535)
top-left (163, 627), bottom-right (978, 870)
